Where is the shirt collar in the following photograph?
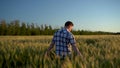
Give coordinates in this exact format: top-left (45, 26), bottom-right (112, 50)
top-left (63, 27), bottom-right (70, 32)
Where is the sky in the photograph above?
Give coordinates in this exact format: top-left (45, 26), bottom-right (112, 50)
top-left (0, 0), bottom-right (120, 32)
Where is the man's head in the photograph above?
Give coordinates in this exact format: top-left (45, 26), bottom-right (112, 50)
top-left (65, 21), bottom-right (74, 32)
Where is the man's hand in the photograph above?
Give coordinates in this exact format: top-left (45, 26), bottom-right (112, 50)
top-left (71, 44), bottom-right (84, 60)
top-left (77, 52), bottom-right (83, 59)
top-left (44, 42), bottom-right (55, 58)
top-left (44, 51), bottom-right (48, 58)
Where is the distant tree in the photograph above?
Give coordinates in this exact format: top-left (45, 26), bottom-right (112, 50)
top-left (26, 23), bottom-right (31, 35)
top-left (39, 24), bottom-right (44, 35)
top-left (40, 24), bottom-right (44, 30)
top-left (34, 25), bottom-right (40, 35)
top-left (14, 20), bottom-right (20, 35)
top-left (49, 25), bottom-right (52, 30)
top-left (44, 24), bottom-right (49, 35)
top-left (6, 23), bottom-right (11, 35)
top-left (30, 23), bottom-right (36, 35)
top-left (45, 24), bottom-right (48, 30)
top-left (20, 22), bottom-right (26, 35)
top-left (0, 20), bottom-right (7, 35)
top-left (7, 21), bottom-right (16, 35)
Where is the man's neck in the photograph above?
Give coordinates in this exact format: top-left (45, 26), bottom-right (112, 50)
top-left (64, 27), bottom-right (70, 32)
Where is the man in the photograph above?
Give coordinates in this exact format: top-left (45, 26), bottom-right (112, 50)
top-left (45, 21), bottom-right (82, 60)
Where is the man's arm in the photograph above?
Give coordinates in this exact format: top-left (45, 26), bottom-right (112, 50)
top-left (72, 44), bottom-right (82, 57)
top-left (69, 34), bottom-right (83, 57)
top-left (45, 42), bottom-right (55, 56)
top-left (46, 42), bottom-right (55, 52)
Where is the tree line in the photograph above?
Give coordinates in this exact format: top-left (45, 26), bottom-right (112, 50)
top-left (0, 20), bottom-right (116, 36)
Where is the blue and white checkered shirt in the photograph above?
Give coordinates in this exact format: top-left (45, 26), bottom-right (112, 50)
top-left (52, 28), bottom-right (76, 56)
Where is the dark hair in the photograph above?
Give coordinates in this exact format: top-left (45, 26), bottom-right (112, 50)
top-left (65, 21), bottom-right (74, 27)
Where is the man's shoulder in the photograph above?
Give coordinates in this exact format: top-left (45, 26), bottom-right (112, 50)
top-left (54, 29), bottom-right (62, 36)
top-left (53, 28), bottom-right (74, 36)
top-left (55, 28), bottom-right (66, 33)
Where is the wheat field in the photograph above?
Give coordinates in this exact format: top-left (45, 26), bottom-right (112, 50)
top-left (0, 35), bottom-right (120, 68)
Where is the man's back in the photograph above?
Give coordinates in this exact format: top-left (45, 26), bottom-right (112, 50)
top-left (52, 28), bottom-right (75, 56)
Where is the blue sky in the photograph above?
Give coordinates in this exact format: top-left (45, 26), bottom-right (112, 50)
top-left (0, 0), bottom-right (120, 32)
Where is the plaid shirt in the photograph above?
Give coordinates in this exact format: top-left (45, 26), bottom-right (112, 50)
top-left (52, 28), bottom-right (76, 56)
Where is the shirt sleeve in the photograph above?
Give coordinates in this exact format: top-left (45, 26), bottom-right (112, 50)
top-left (68, 33), bottom-right (76, 46)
